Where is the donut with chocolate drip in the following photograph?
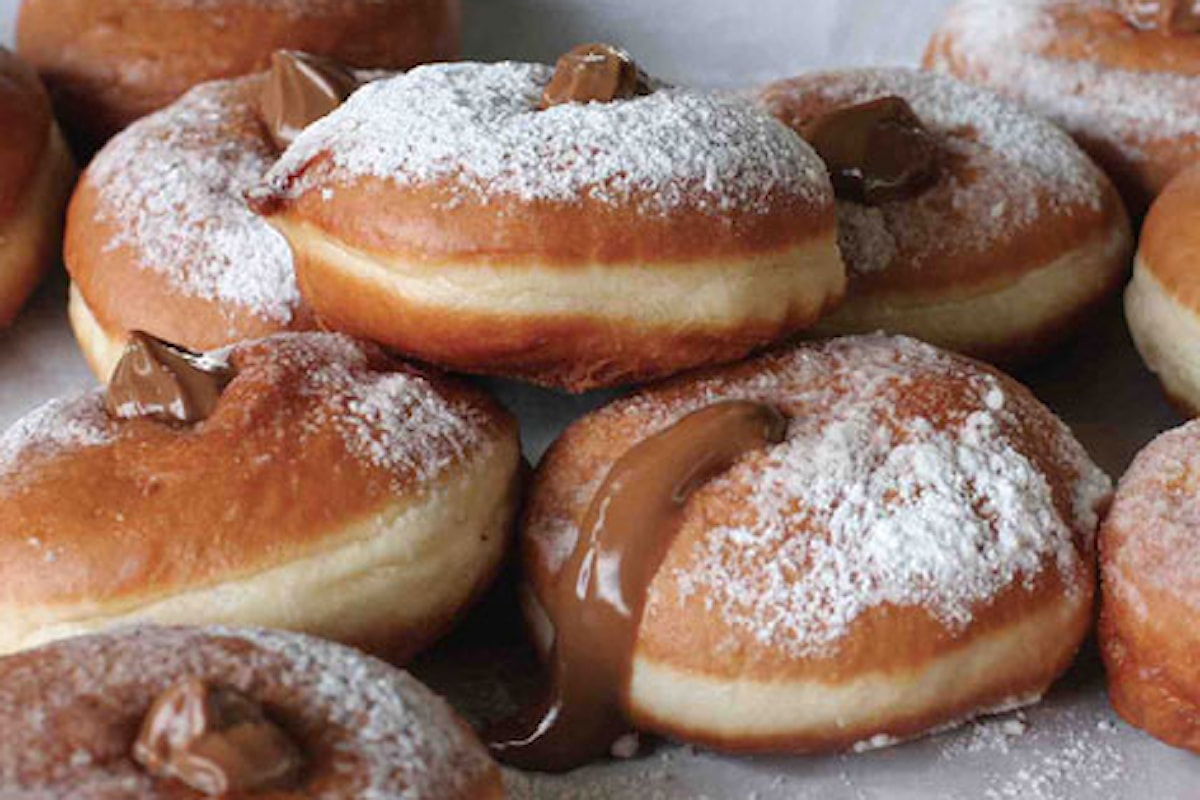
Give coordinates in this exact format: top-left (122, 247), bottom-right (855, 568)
top-left (0, 625), bottom-right (502, 798)
top-left (925, 0), bottom-right (1200, 217)
top-left (518, 335), bottom-right (1109, 760)
top-left (757, 68), bottom-right (1131, 366)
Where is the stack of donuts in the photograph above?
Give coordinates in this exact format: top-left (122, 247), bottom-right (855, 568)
top-left (0, 0), bottom-right (1198, 794)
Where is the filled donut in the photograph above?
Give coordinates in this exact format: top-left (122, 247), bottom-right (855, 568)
top-left (252, 47), bottom-right (846, 392)
top-left (1125, 163), bottom-right (1200, 414)
top-left (16, 0), bottom-right (461, 153)
top-left (756, 68), bottom-right (1131, 365)
top-left (0, 332), bottom-right (521, 661)
top-left (66, 53), bottom-right (374, 380)
top-left (1100, 421), bottom-right (1200, 753)
top-left (0, 625), bottom-right (502, 797)
top-left (502, 335), bottom-right (1109, 770)
top-left (925, 0), bottom-right (1200, 216)
top-left (0, 47), bottom-right (75, 327)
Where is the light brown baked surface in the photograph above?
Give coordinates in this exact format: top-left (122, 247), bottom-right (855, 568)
top-left (16, 0), bottom-right (460, 151)
top-left (1137, 162), bottom-right (1200, 310)
top-left (0, 47), bottom-right (75, 327)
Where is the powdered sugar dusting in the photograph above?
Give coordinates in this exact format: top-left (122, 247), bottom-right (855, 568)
top-left (1104, 419), bottom-right (1200, 614)
top-left (0, 395), bottom-right (112, 474)
top-left (531, 336), bottom-right (1109, 657)
top-left (0, 334), bottom-right (493, 490)
top-left (86, 77), bottom-right (299, 325)
top-left (929, 0), bottom-right (1200, 165)
top-left (759, 68), bottom-right (1108, 276)
top-left (264, 61), bottom-right (831, 215)
top-left (0, 626), bottom-right (494, 798)
top-left (251, 333), bottom-right (490, 483)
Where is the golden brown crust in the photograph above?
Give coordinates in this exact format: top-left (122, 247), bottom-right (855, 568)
top-left (924, 0), bottom-right (1200, 216)
top-left (16, 0), bottom-right (461, 152)
top-left (274, 168), bottom-right (834, 266)
top-left (0, 626), bottom-right (503, 798)
top-left (0, 48), bottom-right (75, 327)
top-left (285, 222), bottom-right (841, 392)
top-left (521, 335), bottom-right (1107, 750)
top-left (1099, 421), bottom-right (1200, 753)
top-left (0, 333), bottom-right (520, 659)
top-left (0, 47), bottom-right (53, 220)
top-left (1137, 162), bottom-right (1200, 310)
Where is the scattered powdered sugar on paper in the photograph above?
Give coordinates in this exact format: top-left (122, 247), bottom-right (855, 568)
top-left (931, 702), bottom-right (1129, 799)
top-left (264, 61), bottom-right (831, 215)
top-left (759, 67), bottom-right (1108, 276)
top-left (928, 0), bottom-right (1200, 165)
top-left (941, 710), bottom-right (1030, 758)
top-left (86, 77), bottom-right (300, 324)
top-left (1104, 419), bottom-right (1200, 614)
top-left (0, 394), bottom-right (112, 475)
top-left (533, 336), bottom-right (1110, 657)
top-left (0, 626), bottom-right (494, 799)
top-left (262, 333), bottom-right (490, 482)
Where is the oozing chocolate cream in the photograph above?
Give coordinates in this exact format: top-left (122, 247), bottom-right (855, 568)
top-left (258, 50), bottom-right (360, 151)
top-left (105, 332), bottom-right (235, 424)
top-left (803, 95), bottom-right (940, 205)
top-left (490, 401), bottom-right (786, 772)
top-left (133, 679), bottom-right (303, 795)
top-left (541, 43), bottom-right (653, 109)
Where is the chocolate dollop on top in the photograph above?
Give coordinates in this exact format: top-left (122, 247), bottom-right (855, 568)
top-left (258, 50), bottom-right (361, 151)
top-left (133, 678), bottom-right (303, 795)
top-left (541, 43), bottom-right (653, 109)
top-left (1120, 0), bottom-right (1200, 34)
top-left (803, 95), bottom-right (941, 206)
top-left (105, 332), bottom-right (236, 425)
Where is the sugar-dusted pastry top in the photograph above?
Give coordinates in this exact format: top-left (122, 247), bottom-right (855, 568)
top-left (261, 60), bottom-right (832, 218)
